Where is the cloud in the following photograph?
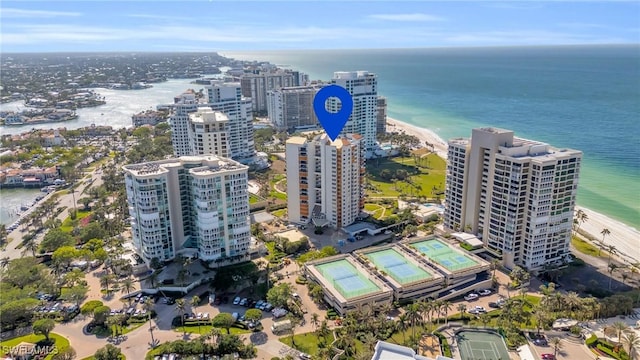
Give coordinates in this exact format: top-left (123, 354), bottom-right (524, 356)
top-left (368, 13), bottom-right (445, 22)
top-left (125, 13), bottom-right (192, 21)
top-left (1, 8), bottom-right (81, 18)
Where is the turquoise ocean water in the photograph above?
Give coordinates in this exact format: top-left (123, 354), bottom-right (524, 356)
top-left (225, 45), bottom-right (640, 229)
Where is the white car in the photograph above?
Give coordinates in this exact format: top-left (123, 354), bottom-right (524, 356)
top-left (478, 289), bottom-right (492, 296)
top-left (233, 296), bottom-right (241, 305)
top-left (464, 293), bottom-right (479, 301)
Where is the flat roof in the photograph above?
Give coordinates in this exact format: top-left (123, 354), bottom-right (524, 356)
top-left (452, 233), bottom-right (484, 247)
top-left (343, 222), bottom-right (378, 234)
top-left (314, 259), bottom-right (381, 300)
top-left (408, 238), bottom-right (480, 272)
top-left (364, 248), bottom-right (434, 285)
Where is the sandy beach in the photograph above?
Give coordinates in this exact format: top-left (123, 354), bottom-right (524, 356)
top-left (386, 117), bottom-right (639, 264)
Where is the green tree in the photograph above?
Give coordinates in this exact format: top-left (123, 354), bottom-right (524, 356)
top-left (93, 305), bottom-right (111, 326)
top-left (81, 300), bottom-right (103, 316)
top-left (94, 344), bottom-right (122, 360)
top-left (33, 318), bottom-right (56, 341)
top-left (175, 298), bottom-right (186, 334)
top-left (60, 285), bottom-right (88, 306)
top-left (266, 283), bottom-right (293, 309)
top-left (244, 308), bottom-right (262, 323)
top-left (41, 228), bottom-right (74, 252)
top-left (191, 295), bottom-right (201, 333)
top-left (621, 331), bottom-right (640, 360)
top-left (213, 313), bottom-right (236, 334)
top-left (52, 246), bottom-right (80, 270)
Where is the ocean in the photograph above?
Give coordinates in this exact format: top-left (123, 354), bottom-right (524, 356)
top-left (1, 46), bottom-right (638, 229)
top-left (223, 45), bottom-right (640, 229)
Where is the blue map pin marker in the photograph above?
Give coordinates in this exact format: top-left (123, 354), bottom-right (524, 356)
top-left (313, 84), bottom-right (353, 141)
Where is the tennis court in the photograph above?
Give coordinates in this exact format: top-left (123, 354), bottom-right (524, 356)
top-left (365, 248), bottom-right (432, 285)
top-left (410, 239), bottom-right (478, 271)
top-left (316, 259), bottom-right (381, 299)
top-left (456, 330), bottom-right (510, 360)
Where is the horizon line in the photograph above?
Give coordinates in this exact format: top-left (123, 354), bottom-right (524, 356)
top-left (3, 43), bottom-right (639, 55)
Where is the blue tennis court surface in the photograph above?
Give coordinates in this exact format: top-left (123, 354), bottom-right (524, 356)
top-left (410, 239), bottom-right (479, 272)
top-left (365, 249), bottom-right (432, 285)
top-left (316, 259), bottom-right (381, 299)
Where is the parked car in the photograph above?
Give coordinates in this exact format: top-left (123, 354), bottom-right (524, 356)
top-left (233, 297), bottom-right (241, 305)
top-left (541, 354), bottom-right (555, 360)
top-left (239, 298), bottom-right (248, 306)
top-left (488, 302), bottom-right (500, 309)
top-left (272, 308), bottom-right (288, 319)
top-left (255, 300), bottom-right (264, 309)
top-left (464, 293), bottom-right (479, 301)
top-left (478, 289), bottom-right (492, 296)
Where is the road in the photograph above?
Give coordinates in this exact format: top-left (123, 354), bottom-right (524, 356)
top-left (1, 167), bottom-right (106, 260)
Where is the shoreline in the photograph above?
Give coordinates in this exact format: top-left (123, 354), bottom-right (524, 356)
top-left (386, 116), bottom-right (639, 263)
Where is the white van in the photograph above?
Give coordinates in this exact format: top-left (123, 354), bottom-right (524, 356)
top-left (271, 319), bottom-right (292, 333)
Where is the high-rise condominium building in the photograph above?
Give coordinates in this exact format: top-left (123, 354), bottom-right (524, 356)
top-left (330, 71), bottom-right (378, 151)
top-left (170, 90), bottom-right (199, 156)
top-left (444, 127), bottom-right (582, 271)
top-left (376, 96), bottom-right (387, 134)
top-left (188, 108), bottom-right (229, 158)
top-left (286, 133), bottom-right (365, 229)
top-left (205, 81), bottom-right (255, 161)
top-left (123, 155), bottom-right (251, 264)
top-left (266, 86), bottom-right (321, 131)
top-left (240, 71), bottom-right (296, 113)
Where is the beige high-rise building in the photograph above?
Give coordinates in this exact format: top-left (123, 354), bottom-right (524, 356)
top-left (444, 127), bottom-right (582, 271)
top-left (240, 71), bottom-right (296, 113)
top-left (169, 90), bottom-right (199, 157)
top-left (286, 133), bottom-right (365, 229)
top-left (123, 155), bottom-right (251, 264)
top-left (188, 108), bottom-right (229, 157)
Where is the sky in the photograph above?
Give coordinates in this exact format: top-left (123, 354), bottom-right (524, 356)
top-left (1, 1), bottom-right (639, 52)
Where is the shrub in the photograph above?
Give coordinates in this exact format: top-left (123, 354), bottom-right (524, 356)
top-left (433, 332), bottom-right (452, 357)
top-left (585, 334), bottom-right (598, 346)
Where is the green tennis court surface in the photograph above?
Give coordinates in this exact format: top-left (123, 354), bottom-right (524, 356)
top-left (365, 248), bottom-right (432, 285)
top-left (411, 239), bottom-right (478, 271)
top-left (316, 259), bottom-right (380, 299)
top-left (456, 330), bottom-right (510, 360)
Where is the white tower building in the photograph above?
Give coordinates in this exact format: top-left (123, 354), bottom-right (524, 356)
top-left (123, 155), bottom-right (251, 264)
top-left (330, 71), bottom-right (378, 151)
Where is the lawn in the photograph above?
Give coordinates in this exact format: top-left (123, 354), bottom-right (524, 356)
top-left (571, 236), bottom-right (602, 257)
top-left (59, 210), bottom-right (92, 233)
top-left (364, 202), bottom-right (396, 220)
top-left (249, 193), bottom-right (263, 204)
top-left (367, 153), bottom-right (446, 199)
top-left (174, 324), bottom-right (250, 335)
top-left (280, 331), bottom-right (336, 355)
top-left (0, 333), bottom-right (70, 360)
top-left (271, 208), bottom-right (287, 218)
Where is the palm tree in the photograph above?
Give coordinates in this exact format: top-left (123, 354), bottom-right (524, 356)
top-left (120, 277), bottom-right (135, 296)
top-left (605, 321), bottom-right (629, 345)
top-left (406, 304), bottom-right (421, 344)
top-left (457, 304), bottom-right (467, 321)
top-left (397, 314), bottom-right (409, 345)
top-left (100, 274), bottom-right (114, 293)
top-left (564, 292), bottom-right (582, 317)
top-left (362, 332), bottom-right (377, 353)
top-left (608, 263), bottom-right (619, 291)
top-left (574, 209), bottom-right (588, 236)
top-left (21, 239), bottom-right (39, 257)
top-left (442, 301), bottom-right (453, 325)
top-left (175, 298), bottom-right (186, 334)
top-left (143, 298), bottom-right (156, 347)
top-left (606, 244), bottom-right (617, 265)
top-left (191, 295), bottom-right (201, 334)
top-left (479, 313), bottom-right (491, 328)
top-left (549, 337), bottom-right (563, 358)
top-left (621, 331), bottom-right (640, 360)
top-left (311, 313), bottom-right (320, 332)
top-left (599, 228), bottom-right (611, 256)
